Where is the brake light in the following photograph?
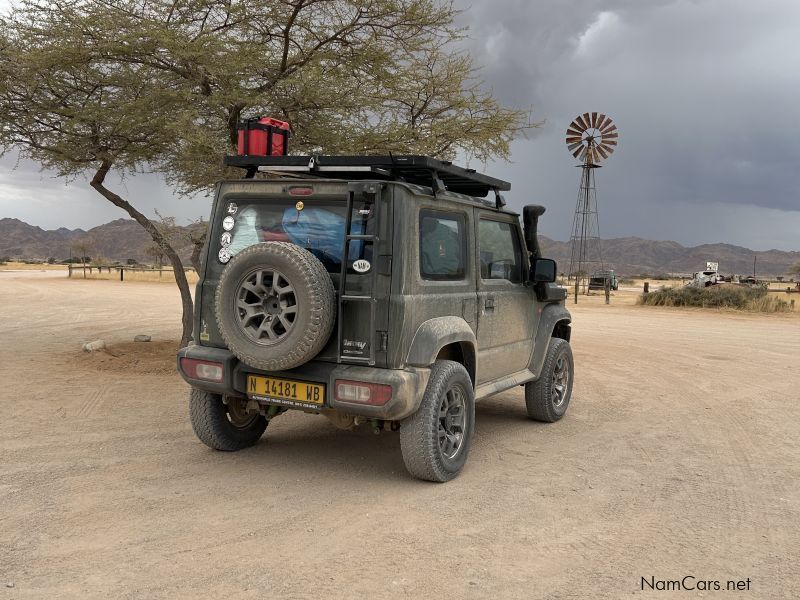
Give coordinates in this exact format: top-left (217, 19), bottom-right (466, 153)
top-left (180, 358), bottom-right (224, 382)
top-left (334, 380), bottom-right (392, 406)
top-left (289, 186), bottom-right (313, 196)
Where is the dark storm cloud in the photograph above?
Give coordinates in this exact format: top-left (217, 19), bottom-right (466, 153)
top-left (1, 0), bottom-right (798, 249)
top-left (453, 0), bottom-right (800, 249)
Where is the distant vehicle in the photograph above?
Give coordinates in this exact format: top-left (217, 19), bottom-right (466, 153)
top-left (588, 269), bottom-right (618, 291)
top-left (686, 268), bottom-right (722, 288)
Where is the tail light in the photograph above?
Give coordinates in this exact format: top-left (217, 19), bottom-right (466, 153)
top-left (180, 358), bottom-right (224, 382)
top-left (335, 380), bottom-right (392, 406)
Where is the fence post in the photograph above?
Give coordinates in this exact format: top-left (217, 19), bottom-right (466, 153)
top-left (644, 282), bottom-right (650, 294)
top-left (791, 299), bottom-right (796, 310)
top-left (68, 264), bottom-right (72, 278)
top-left (120, 267), bottom-right (124, 282)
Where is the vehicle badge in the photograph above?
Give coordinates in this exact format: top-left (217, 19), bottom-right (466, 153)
top-left (220, 232), bottom-right (232, 246)
top-left (227, 202), bottom-right (238, 215)
top-left (222, 216), bottom-right (235, 231)
top-left (295, 201), bottom-right (305, 211)
top-left (353, 259), bottom-right (371, 273)
top-left (218, 247), bottom-right (231, 264)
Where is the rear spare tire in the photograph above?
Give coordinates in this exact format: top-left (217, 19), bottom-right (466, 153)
top-left (215, 242), bottom-right (335, 371)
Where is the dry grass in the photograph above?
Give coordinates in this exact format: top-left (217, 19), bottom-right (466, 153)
top-left (71, 267), bottom-right (199, 284)
top-left (638, 284), bottom-right (793, 312)
top-left (0, 261), bottom-right (67, 271)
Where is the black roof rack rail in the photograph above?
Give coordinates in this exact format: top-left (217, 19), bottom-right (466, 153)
top-left (223, 154), bottom-right (511, 198)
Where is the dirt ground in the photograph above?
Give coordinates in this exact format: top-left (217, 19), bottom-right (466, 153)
top-left (1, 271), bottom-right (798, 599)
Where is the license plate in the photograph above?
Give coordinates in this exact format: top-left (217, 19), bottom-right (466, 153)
top-left (247, 375), bottom-right (325, 409)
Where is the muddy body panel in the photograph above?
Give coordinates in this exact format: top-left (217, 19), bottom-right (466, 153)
top-left (183, 175), bottom-right (571, 420)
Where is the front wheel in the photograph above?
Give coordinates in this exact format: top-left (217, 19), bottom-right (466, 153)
top-left (525, 338), bottom-right (574, 422)
top-left (400, 360), bottom-right (475, 482)
top-left (189, 388), bottom-right (267, 451)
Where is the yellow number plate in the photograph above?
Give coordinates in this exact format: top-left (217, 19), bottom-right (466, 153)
top-left (247, 375), bottom-right (325, 408)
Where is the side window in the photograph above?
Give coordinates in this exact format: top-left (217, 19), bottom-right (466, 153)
top-left (479, 219), bottom-right (523, 283)
top-left (419, 209), bottom-right (467, 280)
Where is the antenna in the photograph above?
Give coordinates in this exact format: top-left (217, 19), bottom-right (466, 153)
top-left (565, 112), bottom-right (618, 303)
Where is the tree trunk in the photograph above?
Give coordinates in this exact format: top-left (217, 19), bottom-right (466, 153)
top-left (190, 241), bottom-right (203, 273)
top-left (90, 160), bottom-right (194, 347)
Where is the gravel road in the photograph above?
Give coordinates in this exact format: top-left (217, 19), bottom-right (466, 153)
top-left (1, 273), bottom-right (798, 599)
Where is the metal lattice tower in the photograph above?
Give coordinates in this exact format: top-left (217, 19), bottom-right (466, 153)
top-left (564, 112), bottom-right (618, 298)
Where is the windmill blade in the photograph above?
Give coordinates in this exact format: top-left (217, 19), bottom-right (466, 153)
top-left (582, 113), bottom-right (592, 129)
top-left (602, 132), bottom-right (619, 141)
top-left (566, 136), bottom-right (583, 144)
top-left (567, 128), bottom-right (584, 139)
top-left (596, 145), bottom-right (609, 160)
top-left (596, 114), bottom-right (608, 130)
top-left (600, 142), bottom-right (616, 154)
top-left (572, 145), bottom-right (584, 158)
top-left (602, 139), bottom-right (618, 147)
top-left (601, 124), bottom-right (617, 135)
top-left (591, 112), bottom-right (599, 128)
top-left (573, 115), bottom-right (588, 130)
top-left (569, 118), bottom-right (585, 132)
top-left (568, 141), bottom-right (584, 153)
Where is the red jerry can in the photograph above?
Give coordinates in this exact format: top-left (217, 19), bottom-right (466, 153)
top-left (237, 117), bottom-right (291, 156)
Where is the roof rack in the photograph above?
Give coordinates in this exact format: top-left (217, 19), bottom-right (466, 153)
top-left (223, 154), bottom-right (511, 199)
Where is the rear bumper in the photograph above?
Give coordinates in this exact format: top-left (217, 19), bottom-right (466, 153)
top-left (177, 345), bottom-right (430, 421)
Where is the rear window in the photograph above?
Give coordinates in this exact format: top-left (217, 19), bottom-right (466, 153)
top-left (219, 198), bottom-right (374, 272)
top-left (419, 209), bottom-right (467, 280)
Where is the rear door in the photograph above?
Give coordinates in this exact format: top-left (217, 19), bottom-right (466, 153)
top-left (474, 213), bottom-right (536, 384)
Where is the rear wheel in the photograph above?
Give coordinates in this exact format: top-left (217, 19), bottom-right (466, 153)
top-left (525, 338), bottom-right (574, 422)
top-left (189, 388), bottom-right (267, 451)
top-left (400, 360), bottom-right (475, 482)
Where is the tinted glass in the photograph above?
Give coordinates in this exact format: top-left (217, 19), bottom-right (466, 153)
top-left (479, 219), bottom-right (523, 282)
top-left (221, 198), bottom-right (373, 273)
top-left (419, 210), bottom-right (466, 280)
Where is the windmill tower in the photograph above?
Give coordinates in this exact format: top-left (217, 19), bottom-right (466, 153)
top-left (565, 112), bottom-right (618, 302)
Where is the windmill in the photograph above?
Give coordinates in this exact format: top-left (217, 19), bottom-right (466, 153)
top-left (565, 112), bottom-right (618, 302)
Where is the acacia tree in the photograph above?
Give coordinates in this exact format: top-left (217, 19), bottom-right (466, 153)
top-left (72, 237), bottom-right (95, 278)
top-left (0, 4), bottom-right (198, 344)
top-left (0, 0), bottom-right (533, 346)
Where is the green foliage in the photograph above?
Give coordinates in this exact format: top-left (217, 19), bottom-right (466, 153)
top-left (0, 0), bottom-right (532, 193)
top-left (638, 286), bottom-right (791, 312)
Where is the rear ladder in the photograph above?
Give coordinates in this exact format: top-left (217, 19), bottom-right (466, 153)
top-left (336, 184), bottom-right (382, 365)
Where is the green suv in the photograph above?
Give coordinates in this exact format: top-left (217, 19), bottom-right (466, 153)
top-left (178, 155), bottom-right (573, 482)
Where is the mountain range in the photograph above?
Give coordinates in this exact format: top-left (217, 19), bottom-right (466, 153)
top-left (1, 217), bottom-right (798, 277)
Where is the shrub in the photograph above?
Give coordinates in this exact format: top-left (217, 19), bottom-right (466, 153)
top-left (638, 285), bottom-right (791, 312)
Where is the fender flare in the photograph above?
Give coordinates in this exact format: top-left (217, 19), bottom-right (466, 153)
top-left (406, 316), bottom-right (477, 375)
top-left (530, 304), bottom-right (572, 379)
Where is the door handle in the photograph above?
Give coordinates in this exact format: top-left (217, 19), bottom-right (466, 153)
top-left (485, 297), bottom-right (495, 311)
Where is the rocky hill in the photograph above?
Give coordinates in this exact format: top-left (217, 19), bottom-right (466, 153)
top-left (1, 217), bottom-right (797, 276)
top-left (539, 236), bottom-right (800, 277)
top-left (0, 218), bottom-right (196, 264)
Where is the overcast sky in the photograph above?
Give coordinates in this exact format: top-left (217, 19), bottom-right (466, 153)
top-left (1, 0), bottom-right (799, 250)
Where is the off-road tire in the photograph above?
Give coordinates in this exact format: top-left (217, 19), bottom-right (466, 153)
top-left (400, 360), bottom-right (475, 482)
top-left (189, 388), bottom-right (267, 451)
top-left (215, 242), bottom-right (335, 371)
top-left (525, 337), bottom-right (574, 422)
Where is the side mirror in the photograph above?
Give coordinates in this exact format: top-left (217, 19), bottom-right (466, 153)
top-left (530, 258), bottom-right (557, 283)
top-left (489, 261), bottom-right (512, 280)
